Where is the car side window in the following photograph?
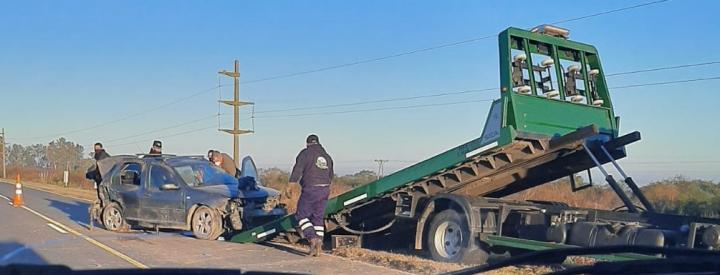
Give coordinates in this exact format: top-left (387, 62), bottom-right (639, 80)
top-left (149, 165), bottom-right (175, 191)
top-left (111, 163), bottom-right (142, 186)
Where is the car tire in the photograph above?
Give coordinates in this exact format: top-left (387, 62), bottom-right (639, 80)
top-left (191, 206), bottom-right (224, 240)
top-left (102, 202), bottom-right (129, 232)
top-left (427, 209), bottom-right (489, 264)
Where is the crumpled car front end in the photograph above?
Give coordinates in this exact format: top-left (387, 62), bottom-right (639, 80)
top-left (226, 185), bottom-right (287, 232)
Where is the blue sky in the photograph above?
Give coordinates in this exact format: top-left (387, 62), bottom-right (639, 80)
top-left (1, 0), bottom-right (718, 182)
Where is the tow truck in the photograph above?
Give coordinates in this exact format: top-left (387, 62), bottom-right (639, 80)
top-left (230, 25), bottom-right (720, 264)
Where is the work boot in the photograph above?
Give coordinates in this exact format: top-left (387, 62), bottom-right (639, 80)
top-left (313, 238), bottom-right (322, 257)
top-left (308, 239), bottom-right (316, 256)
top-left (309, 238), bottom-right (321, 257)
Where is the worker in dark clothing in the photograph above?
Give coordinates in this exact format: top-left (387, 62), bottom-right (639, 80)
top-left (149, 140), bottom-right (162, 155)
top-left (211, 151), bottom-right (237, 177)
top-left (93, 142), bottom-right (111, 161)
top-left (207, 150), bottom-right (215, 162)
top-left (86, 143), bottom-right (110, 199)
top-left (289, 134), bottom-right (334, 257)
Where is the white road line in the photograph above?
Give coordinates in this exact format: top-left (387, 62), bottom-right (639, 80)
top-left (0, 191), bottom-right (148, 268)
top-left (46, 223), bottom-right (68, 234)
top-left (0, 181), bottom-right (94, 203)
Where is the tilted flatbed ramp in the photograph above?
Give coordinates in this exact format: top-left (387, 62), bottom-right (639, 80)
top-left (231, 100), bottom-right (504, 242)
top-left (231, 25), bottom-right (628, 243)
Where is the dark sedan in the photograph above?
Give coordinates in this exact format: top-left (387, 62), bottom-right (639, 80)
top-left (91, 154), bottom-right (287, 240)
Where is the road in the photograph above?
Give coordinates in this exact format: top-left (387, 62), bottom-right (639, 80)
top-left (0, 181), bottom-right (405, 274)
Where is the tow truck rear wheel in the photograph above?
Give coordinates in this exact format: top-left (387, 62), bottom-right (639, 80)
top-left (191, 206), bottom-right (223, 240)
top-left (427, 209), bottom-right (489, 264)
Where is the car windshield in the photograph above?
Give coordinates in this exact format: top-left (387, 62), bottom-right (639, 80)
top-left (167, 158), bottom-right (237, 187)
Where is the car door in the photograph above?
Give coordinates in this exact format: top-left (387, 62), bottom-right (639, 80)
top-left (240, 156), bottom-right (259, 183)
top-left (140, 164), bottom-right (186, 226)
top-left (110, 162), bottom-right (143, 220)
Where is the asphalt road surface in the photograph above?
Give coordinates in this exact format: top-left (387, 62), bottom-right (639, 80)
top-left (0, 181), bottom-right (404, 274)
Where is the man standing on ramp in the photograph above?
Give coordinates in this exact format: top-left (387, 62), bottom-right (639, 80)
top-left (289, 134), bottom-right (334, 257)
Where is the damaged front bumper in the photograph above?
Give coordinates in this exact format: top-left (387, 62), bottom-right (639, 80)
top-left (227, 196), bottom-right (288, 231)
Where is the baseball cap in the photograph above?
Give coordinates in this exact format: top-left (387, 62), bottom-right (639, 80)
top-left (306, 134), bottom-right (319, 144)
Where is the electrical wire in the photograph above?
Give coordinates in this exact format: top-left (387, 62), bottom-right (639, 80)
top-left (239, 0), bottom-right (670, 85)
top-left (244, 61), bottom-right (720, 116)
top-left (6, 1), bottom-right (674, 142)
top-left (549, 0), bottom-right (669, 25)
top-left (253, 88), bottom-right (496, 114)
top-left (611, 76), bottom-right (720, 89)
top-left (101, 114), bottom-right (220, 144)
top-left (61, 74), bottom-right (720, 146)
top-left (606, 61), bottom-right (720, 77)
top-left (106, 124), bottom-right (222, 148)
top-left (13, 85), bottom-right (222, 141)
top-left (254, 99), bottom-right (495, 119)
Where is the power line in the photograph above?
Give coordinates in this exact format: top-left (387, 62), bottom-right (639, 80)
top-left (19, 68), bottom-right (720, 147)
top-left (100, 114), bottom-right (220, 144)
top-left (239, 0), bottom-right (670, 85)
top-left (94, 75), bottom-right (720, 147)
top-left (611, 76), bottom-right (720, 89)
top-left (246, 60), bottom-right (719, 115)
top-left (549, 0), bottom-right (669, 25)
top-left (245, 75), bottom-right (720, 119)
top-left (13, 85), bottom-right (223, 141)
top-left (7, 1), bottom-right (673, 143)
top-left (606, 61), bottom-right (720, 77)
top-left (106, 124), bottom-right (223, 148)
top-left (254, 88), bottom-right (496, 114)
top-left (255, 99), bottom-right (495, 119)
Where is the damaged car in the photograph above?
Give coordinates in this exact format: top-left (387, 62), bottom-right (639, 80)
top-left (89, 154), bottom-right (287, 240)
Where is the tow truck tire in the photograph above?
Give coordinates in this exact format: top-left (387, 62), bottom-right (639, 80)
top-left (191, 206), bottom-right (223, 240)
top-left (102, 202), bottom-right (129, 232)
top-left (427, 209), bottom-right (489, 264)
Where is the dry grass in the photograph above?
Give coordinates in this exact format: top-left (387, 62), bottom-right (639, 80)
top-left (275, 179), bottom-right (351, 214)
top-left (331, 247), bottom-right (551, 275)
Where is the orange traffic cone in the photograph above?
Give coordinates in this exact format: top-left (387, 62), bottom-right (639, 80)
top-left (12, 173), bottom-right (23, 207)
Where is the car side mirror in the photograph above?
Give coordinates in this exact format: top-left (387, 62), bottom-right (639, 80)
top-left (160, 183), bottom-right (180, 191)
top-left (120, 171), bottom-right (138, 185)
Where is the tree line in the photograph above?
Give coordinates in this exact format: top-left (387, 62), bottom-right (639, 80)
top-left (5, 138), bottom-right (718, 218)
top-left (4, 137), bottom-right (91, 186)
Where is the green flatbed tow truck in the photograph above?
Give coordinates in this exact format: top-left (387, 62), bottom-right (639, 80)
top-left (231, 25), bottom-right (720, 264)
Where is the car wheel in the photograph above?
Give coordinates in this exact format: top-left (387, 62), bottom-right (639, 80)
top-left (427, 209), bottom-right (489, 264)
top-left (192, 206), bottom-right (223, 240)
top-left (102, 202), bottom-right (129, 232)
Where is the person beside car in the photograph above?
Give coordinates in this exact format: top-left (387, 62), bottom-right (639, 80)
top-left (149, 140), bottom-right (162, 155)
top-left (211, 151), bottom-right (237, 177)
top-left (289, 134), bottom-right (334, 257)
top-left (86, 143), bottom-right (110, 189)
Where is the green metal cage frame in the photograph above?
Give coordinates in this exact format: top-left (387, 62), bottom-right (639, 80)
top-left (497, 27), bottom-right (618, 146)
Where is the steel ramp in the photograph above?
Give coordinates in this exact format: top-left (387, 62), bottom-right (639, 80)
top-left (230, 215), bottom-right (297, 243)
top-left (230, 126), bottom-right (639, 243)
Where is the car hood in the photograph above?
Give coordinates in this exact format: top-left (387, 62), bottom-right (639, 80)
top-left (193, 184), bottom-right (279, 200)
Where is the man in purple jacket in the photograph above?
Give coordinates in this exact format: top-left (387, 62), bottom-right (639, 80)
top-left (289, 134), bottom-right (334, 257)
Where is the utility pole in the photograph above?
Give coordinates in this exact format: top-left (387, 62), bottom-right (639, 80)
top-left (218, 60), bottom-right (254, 167)
top-left (374, 159), bottom-right (388, 179)
top-left (1, 128), bottom-right (5, 179)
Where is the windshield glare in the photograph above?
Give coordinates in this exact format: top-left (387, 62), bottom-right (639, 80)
top-left (169, 159), bottom-right (237, 187)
